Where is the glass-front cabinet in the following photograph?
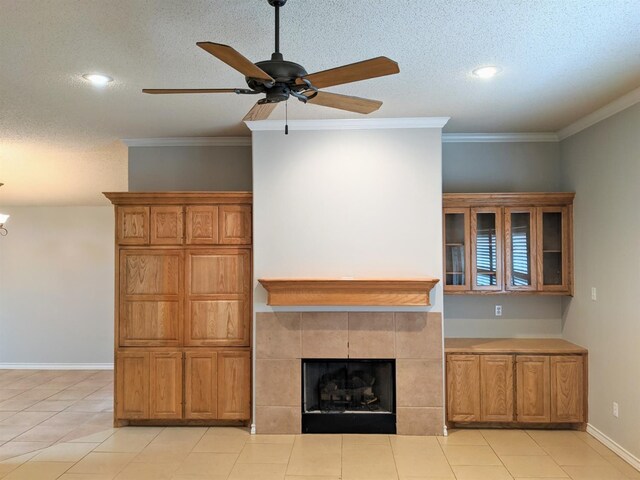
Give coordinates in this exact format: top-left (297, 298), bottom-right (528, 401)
top-left (442, 193), bottom-right (574, 296)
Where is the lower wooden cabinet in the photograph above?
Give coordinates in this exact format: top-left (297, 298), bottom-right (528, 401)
top-left (116, 348), bottom-right (250, 422)
top-left (445, 341), bottom-right (587, 428)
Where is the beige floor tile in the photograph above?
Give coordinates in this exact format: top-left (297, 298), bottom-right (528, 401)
top-left (94, 429), bottom-right (161, 453)
top-left (561, 464), bottom-right (629, 479)
top-left (0, 451), bottom-right (40, 477)
top-left (229, 462), bottom-right (287, 480)
top-left (501, 455), bottom-right (568, 478)
top-left (342, 434), bottom-right (390, 445)
top-left (481, 430), bottom-right (546, 456)
top-left (441, 445), bottom-right (501, 466)
top-left (193, 431), bottom-right (248, 453)
top-left (390, 435), bottom-right (441, 454)
top-left (439, 429), bottom-right (487, 446)
top-left (0, 426), bottom-right (31, 442)
top-left (40, 412), bottom-right (96, 427)
top-left (342, 460), bottom-right (398, 480)
top-left (32, 442), bottom-right (99, 462)
top-left (132, 448), bottom-right (190, 464)
top-left (572, 432), bottom-right (616, 457)
top-left (2, 461), bottom-right (74, 480)
top-left (342, 443), bottom-right (395, 465)
top-left (171, 476), bottom-right (227, 480)
top-left (452, 465), bottom-right (514, 479)
top-left (25, 400), bottom-right (76, 412)
top-left (285, 477), bottom-right (341, 480)
top-left (66, 401), bottom-right (112, 413)
top-left (292, 435), bottom-right (342, 456)
top-left (394, 454), bottom-right (455, 478)
top-left (286, 454), bottom-right (342, 477)
top-left (0, 413), bottom-right (16, 421)
top-left (13, 424), bottom-right (76, 443)
top-left (604, 455), bottom-right (640, 480)
top-left (526, 430), bottom-right (586, 449)
top-left (113, 461), bottom-right (180, 480)
top-left (58, 475), bottom-right (115, 480)
top-left (0, 442), bottom-right (52, 462)
top-left (246, 434), bottom-right (296, 444)
top-left (207, 426), bottom-right (250, 437)
top-left (236, 442), bottom-right (293, 464)
top-left (67, 428), bottom-right (117, 444)
top-left (0, 411), bottom-right (55, 427)
top-left (67, 452), bottom-right (136, 475)
top-left (543, 444), bottom-right (609, 466)
top-left (173, 452), bottom-right (237, 477)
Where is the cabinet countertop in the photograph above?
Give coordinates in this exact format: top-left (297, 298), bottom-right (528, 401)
top-left (445, 338), bottom-right (587, 354)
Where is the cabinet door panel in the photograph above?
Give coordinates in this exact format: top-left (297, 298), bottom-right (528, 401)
top-left (185, 351), bottom-right (218, 419)
top-left (516, 355), bottom-right (550, 422)
top-left (480, 355), bottom-right (514, 422)
top-left (505, 208), bottom-right (537, 291)
top-left (186, 206), bottom-right (219, 244)
top-left (218, 350), bottom-right (251, 420)
top-left (189, 253), bottom-right (246, 295)
top-left (550, 356), bottom-right (583, 422)
top-left (444, 208), bottom-right (471, 292)
top-left (447, 354), bottom-right (481, 422)
top-left (120, 251), bottom-right (183, 346)
top-left (149, 352), bottom-right (183, 419)
top-left (150, 206), bottom-right (183, 245)
top-left (471, 208), bottom-right (503, 291)
top-left (189, 300), bottom-right (247, 345)
top-left (117, 207), bottom-right (149, 245)
top-left (116, 351), bottom-right (149, 419)
top-left (219, 206), bottom-right (251, 245)
top-left (537, 207), bottom-right (571, 293)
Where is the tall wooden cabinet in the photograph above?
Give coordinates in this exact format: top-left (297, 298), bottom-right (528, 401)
top-left (443, 193), bottom-right (574, 295)
top-left (105, 192), bottom-right (252, 426)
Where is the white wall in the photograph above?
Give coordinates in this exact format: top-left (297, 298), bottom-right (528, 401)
top-left (560, 103), bottom-right (640, 459)
top-left (251, 124), bottom-right (445, 314)
top-left (0, 207), bottom-right (114, 366)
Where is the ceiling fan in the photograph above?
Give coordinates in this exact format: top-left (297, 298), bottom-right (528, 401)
top-left (142, 0), bottom-right (400, 122)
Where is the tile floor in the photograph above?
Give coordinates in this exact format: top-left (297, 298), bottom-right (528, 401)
top-left (1, 370), bottom-right (639, 480)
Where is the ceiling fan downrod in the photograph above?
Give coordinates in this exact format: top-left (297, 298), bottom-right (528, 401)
top-left (268, 0), bottom-right (287, 56)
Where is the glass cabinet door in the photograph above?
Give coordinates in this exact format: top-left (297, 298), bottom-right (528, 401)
top-left (537, 206), bottom-right (569, 292)
top-left (505, 207), bottom-right (537, 291)
top-left (471, 207), bottom-right (503, 291)
top-left (443, 208), bottom-right (470, 291)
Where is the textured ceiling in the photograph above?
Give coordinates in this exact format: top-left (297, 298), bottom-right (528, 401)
top-left (1, 0), bottom-right (639, 205)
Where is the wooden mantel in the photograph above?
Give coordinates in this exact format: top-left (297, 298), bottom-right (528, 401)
top-left (258, 278), bottom-right (440, 307)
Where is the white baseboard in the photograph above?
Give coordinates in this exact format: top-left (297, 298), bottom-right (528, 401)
top-left (587, 423), bottom-right (640, 472)
top-left (0, 363), bottom-right (113, 370)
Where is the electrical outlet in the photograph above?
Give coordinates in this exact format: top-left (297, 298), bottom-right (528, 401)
top-left (495, 305), bottom-right (502, 316)
top-left (591, 287), bottom-right (597, 301)
top-left (613, 402), bottom-right (619, 418)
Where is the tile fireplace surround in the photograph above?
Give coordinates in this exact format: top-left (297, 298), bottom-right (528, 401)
top-left (255, 311), bottom-right (443, 435)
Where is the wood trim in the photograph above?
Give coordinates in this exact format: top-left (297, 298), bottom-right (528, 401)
top-left (257, 278), bottom-right (439, 306)
top-left (104, 192), bottom-right (253, 206)
top-left (445, 338), bottom-right (588, 354)
top-left (443, 192), bottom-right (575, 208)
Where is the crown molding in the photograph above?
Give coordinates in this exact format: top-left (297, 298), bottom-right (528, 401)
top-left (122, 137), bottom-right (251, 147)
top-left (558, 86), bottom-right (640, 140)
top-left (245, 117), bottom-right (450, 131)
top-left (442, 133), bottom-right (559, 143)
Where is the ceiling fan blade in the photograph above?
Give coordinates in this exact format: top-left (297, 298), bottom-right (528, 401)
top-left (304, 91), bottom-right (382, 114)
top-left (142, 88), bottom-right (239, 94)
top-left (243, 102), bottom-right (277, 121)
top-left (297, 56), bottom-right (399, 89)
top-left (197, 42), bottom-right (273, 82)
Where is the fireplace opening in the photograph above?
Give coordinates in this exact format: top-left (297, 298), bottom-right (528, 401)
top-left (301, 359), bottom-right (396, 434)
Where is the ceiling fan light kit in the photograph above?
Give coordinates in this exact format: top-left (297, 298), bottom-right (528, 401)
top-left (143, 0), bottom-right (399, 122)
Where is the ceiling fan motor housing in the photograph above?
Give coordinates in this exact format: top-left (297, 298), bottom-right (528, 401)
top-left (247, 53), bottom-right (309, 102)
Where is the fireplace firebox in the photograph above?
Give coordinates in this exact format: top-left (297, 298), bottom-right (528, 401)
top-left (301, 359), bottom-right (396, 434)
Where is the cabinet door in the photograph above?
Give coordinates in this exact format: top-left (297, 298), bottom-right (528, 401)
top-left (116, 351), bottom-right (149, 419)
top-left (186, 206), bottom-right (219, 244)
top-left (218, 350), bottom-right (251, 420)
top-left (149, 351), bottom-right (183, 419)
top-left (537, 207), bottom-right (571, 294)
top-left (119, 250), bottom-right (183, 346)
top-left (550, 355), bottom-right (584, 422)
top-left (117, 207), bottom-right (149, 245)
top-left (471, 207), bottom-right (503, 291)
top-left (516, 355), bottom-right (550, 422)
top-left (150, 206), bottom-right (183, 245)
top-left (480, 355), bottom-right (514, 422)
top-left (446, 354), bottom-right (481, 422)
top-left (443, 208), bottom-right (471, 292)
top-left (219, 206), bottom-right (251, 245)
top-left (185, 249), bottom-right (251, 346)
top-left (184, 351), bottom-right (218, 419)
top-left (505, 208), bottom-right (537, 291)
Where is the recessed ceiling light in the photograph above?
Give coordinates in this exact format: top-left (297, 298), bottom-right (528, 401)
top-left (472, 66), bottom-right (501, 78)
top-left (82, 73), bottom-right (113, 86)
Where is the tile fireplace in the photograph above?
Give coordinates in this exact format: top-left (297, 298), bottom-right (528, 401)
top-left (255, 311), bottom-right (444, 435)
